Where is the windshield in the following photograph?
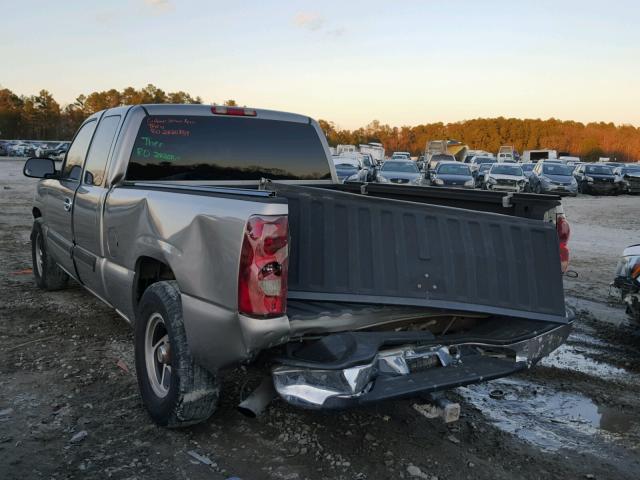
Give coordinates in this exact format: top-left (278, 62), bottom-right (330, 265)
top-left (585, 165), bottom-right (614, 175)
top-left (381, 161), bottom-right (419, 173)
top-left (431, 154), bottom-right (455, 162)
top-left (437, 163), bottom-right (470, 175)
top-left (491, 164), bottom-right (523, 176)
top-left (479, 164), bottom-right (492, 172)
top-left (127, 115), bottom-right (332, 181)
top-left (334, 163), bottom-right (358, 172)
top-left (622, 165), bottom-right (640, 173)
top-left (542, 164), bottom-right (573, 175)
top-left (521, 164), bottom-right (534, 172)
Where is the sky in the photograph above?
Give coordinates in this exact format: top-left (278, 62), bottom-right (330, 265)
top-left (1, 0), bottom-right (639, 129)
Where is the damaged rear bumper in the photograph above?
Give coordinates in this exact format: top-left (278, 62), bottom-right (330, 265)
top-left (272, 313), bottom-right (573, 409)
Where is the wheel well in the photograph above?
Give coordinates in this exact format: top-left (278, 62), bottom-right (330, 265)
top-left (134, 257), bottom-right (176, 304)
top-left (33, 207), bottom-right (42, 218)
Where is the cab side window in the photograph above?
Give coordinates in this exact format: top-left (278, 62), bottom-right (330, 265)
top-left (83, 115), bottom-right (121, 186)
top-left (62, 121), bottom-right (97, 181)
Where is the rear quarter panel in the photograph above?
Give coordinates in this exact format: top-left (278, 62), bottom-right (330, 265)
top-left (102, 187), bottom-right (287, 317)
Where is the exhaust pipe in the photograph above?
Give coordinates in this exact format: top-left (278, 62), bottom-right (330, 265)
top-left (237, 377), bottom-right (277, 418)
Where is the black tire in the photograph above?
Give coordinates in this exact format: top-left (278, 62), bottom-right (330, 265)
top-left (135, 280), bottom-right (219, 427)
top-left (31, 220), bottom-right (69, 291)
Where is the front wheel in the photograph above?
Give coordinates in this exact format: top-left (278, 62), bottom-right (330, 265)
top-left (135, 281), bottom-right (219, 427)
top-left (31, 221), bottom-right (69, 291)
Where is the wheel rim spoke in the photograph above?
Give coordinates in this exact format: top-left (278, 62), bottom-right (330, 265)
top-left (145, 313), bottom-right (171, 398)
top-left (160, 365), bottom-right (171, 389)
top-left (152, 334), bottom-right (168, 353)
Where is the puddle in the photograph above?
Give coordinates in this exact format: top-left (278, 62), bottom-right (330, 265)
top-left (458, 378), bottom-right (635, 453)
top-left (539, 343), bottom-right (636, 382)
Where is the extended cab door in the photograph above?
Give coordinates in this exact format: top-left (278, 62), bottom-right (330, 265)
top-left (45, 120), bottom-right (97, 276)
top-left (73, 114), bottom-right (122, 299)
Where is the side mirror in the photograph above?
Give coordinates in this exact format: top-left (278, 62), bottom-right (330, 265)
top-left (24, 157), bottom-right (56, 178)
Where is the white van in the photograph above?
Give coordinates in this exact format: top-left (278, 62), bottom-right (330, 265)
top-left (522, 150), bottom-right (558, 163)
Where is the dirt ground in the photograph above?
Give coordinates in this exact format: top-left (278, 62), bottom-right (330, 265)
top-left (1, 157), bottom-right (639, 480)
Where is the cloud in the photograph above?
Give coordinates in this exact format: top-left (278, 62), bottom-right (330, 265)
top-left (293, 12), bottom-right (325, 31)
top-left (327, 27), bottom-right (346, 37)
top-left (143, 0), bottom-right (173, 13)
top-left (293, 12), bottom-right (347, 37)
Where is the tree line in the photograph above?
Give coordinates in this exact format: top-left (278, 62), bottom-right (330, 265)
top-left (1, 85), bottom-right (639, 162)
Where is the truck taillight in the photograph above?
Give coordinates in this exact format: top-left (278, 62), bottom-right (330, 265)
top-left (556, 213), bottom-right (570, 273)
top-left (238, 215), bottom-right (288, 317)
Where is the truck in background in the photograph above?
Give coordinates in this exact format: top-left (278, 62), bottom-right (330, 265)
top-left (425, 140), bottom-right (469, 165)
top-left (359, 142), bottom-right (385, 164)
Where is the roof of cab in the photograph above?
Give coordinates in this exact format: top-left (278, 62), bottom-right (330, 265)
top-left (110, 104), bottom-right (313, 124)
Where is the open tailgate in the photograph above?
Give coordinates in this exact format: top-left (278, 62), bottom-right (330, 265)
top-left (268, 183), bottom-right (567, 324)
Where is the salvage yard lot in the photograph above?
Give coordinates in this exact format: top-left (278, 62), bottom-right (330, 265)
top-left (1, 157), bottom-right (639, 480)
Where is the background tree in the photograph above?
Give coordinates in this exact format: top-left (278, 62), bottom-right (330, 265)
top-left (1, 86), bottom-right (639, 163)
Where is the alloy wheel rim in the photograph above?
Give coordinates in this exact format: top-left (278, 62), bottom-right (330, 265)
top-left (145, 313), bottom-right (172, 398)
top-left (35, 233), bottom-right (44, 277)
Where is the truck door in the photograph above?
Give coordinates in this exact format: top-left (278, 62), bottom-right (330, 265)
top-left (45, 120), bottom-right (98, 276)
top-left (73, 115), bottom-right (122, 300)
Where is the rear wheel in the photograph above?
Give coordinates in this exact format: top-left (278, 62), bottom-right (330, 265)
top-left (31, 221), bottom-right (69, 291)
top-left (135, 280), bottom-right (219, 427)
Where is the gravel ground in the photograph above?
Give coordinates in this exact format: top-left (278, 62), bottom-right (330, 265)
top-left (1, 157), bottom-right (639, 480)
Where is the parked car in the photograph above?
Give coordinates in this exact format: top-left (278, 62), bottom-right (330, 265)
top-left (469, 155), bottom-right (496, 173)
top-left (474, 163), bottom-right (493, 188)
top-left (391, 151), bottom-right (411, 160)
top-left (483, 163), bottom-right (527, 192)
top-left (520, 163), bottom-right (535, 191)
top-left (376, 159), bottom-right (425, 185)
top-left (427, 153), bottom-right (457, 172)
top-left (23, 104), bottom-right (572, 427)
top-left (558, 155), bottom-right (581, 164)
top-left (612, 244), bottom-right (640, 323)
top-left (333, 156), bottom-right (361, 183)
top-left (0, 141), bottom-right (8, 156)
top-left (429, 161), bottom-right (474, 188)
top-left (530, 162), bottom-right (578, 196)
top-left (52, 142), bottom-right (71, 160)
top-left (573, 163), bottom-right (621, 195)
top-left (614, 164), bottom-right (640, 194)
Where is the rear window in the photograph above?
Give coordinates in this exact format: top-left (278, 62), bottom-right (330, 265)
top-left (126, 115), bottom-right (331, 181)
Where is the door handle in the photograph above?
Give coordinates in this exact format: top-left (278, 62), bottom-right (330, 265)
top-left (63, 197), bottom-right (73, 212)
